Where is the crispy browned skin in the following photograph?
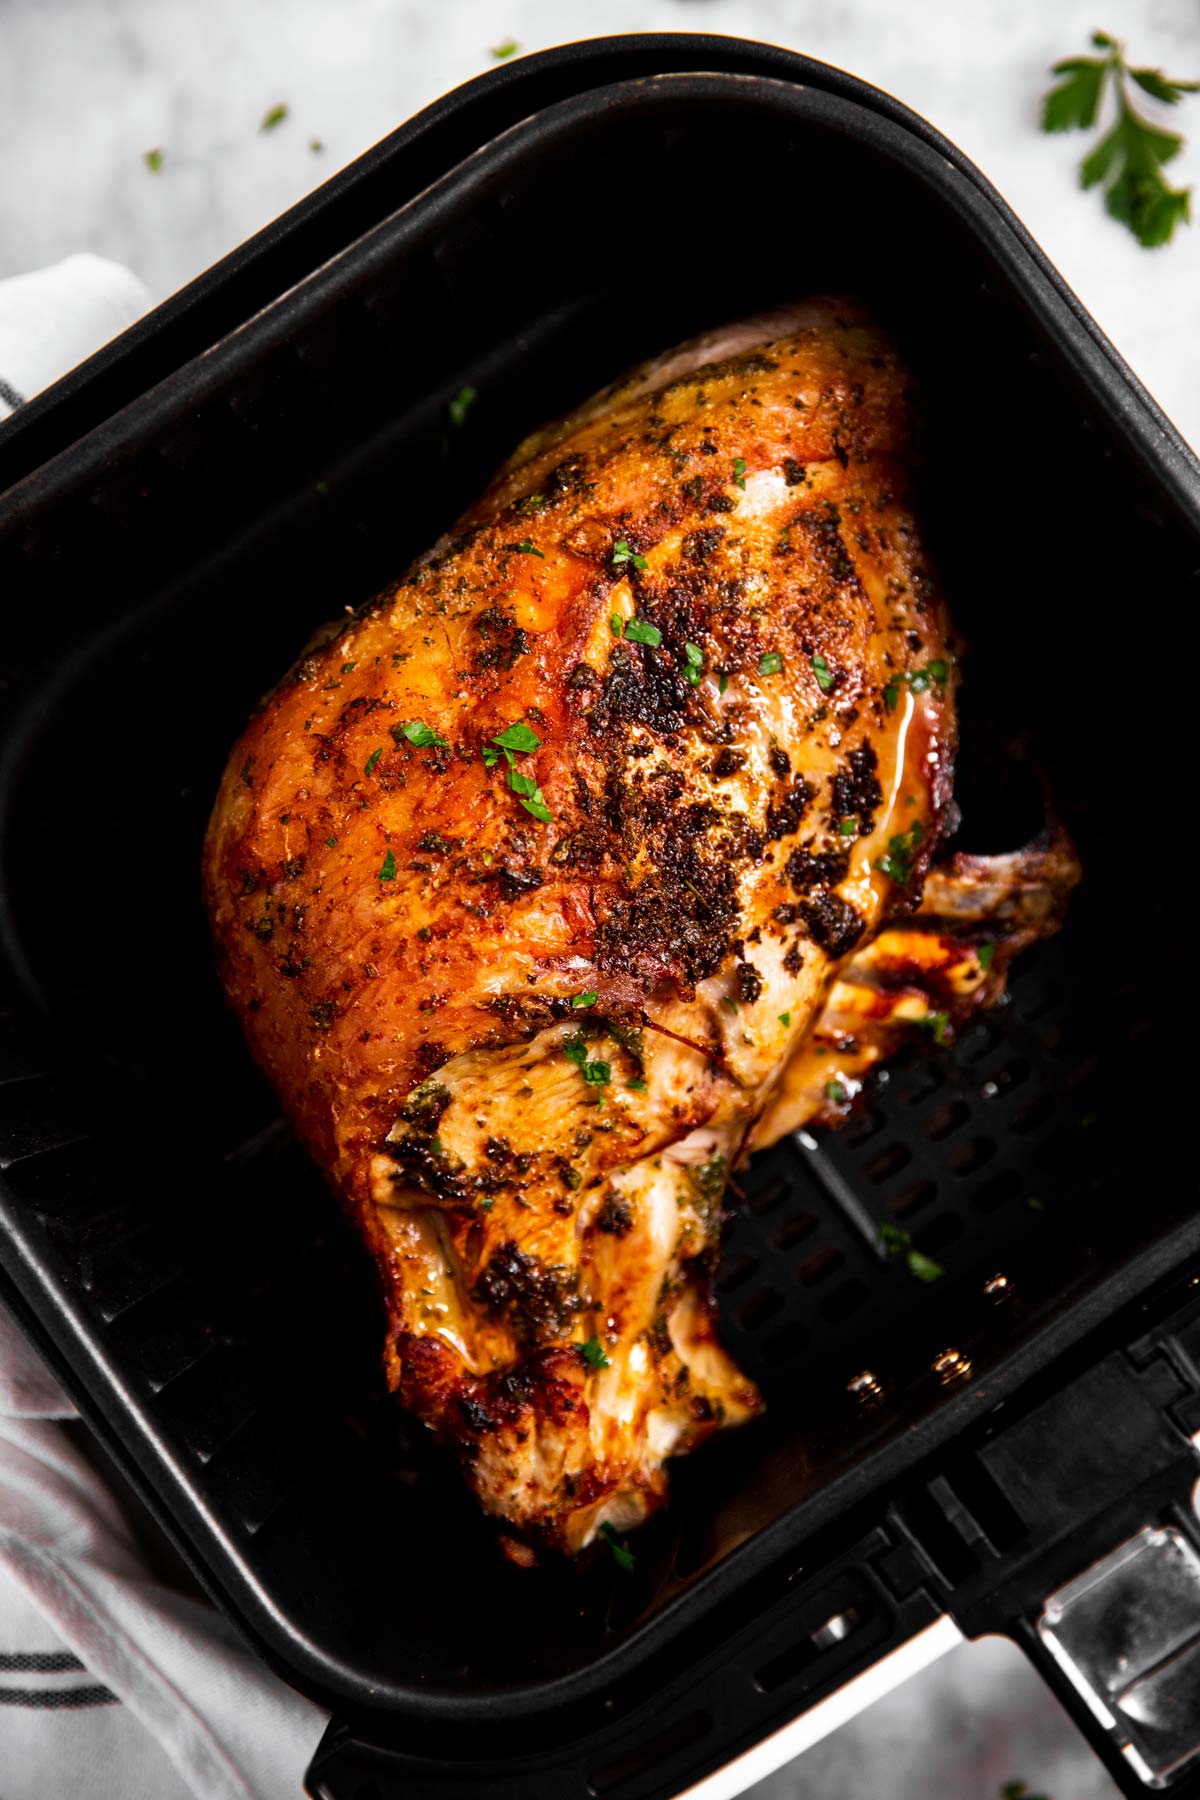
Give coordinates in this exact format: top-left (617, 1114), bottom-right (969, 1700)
top-left (203, 299), bottom-right (1070, 1554)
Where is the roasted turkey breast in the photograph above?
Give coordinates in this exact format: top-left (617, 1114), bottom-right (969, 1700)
top-left (203, 298), bottom-right (1077, 1556)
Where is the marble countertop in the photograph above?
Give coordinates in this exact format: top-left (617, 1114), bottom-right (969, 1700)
top-left (0, 3), bottom-right (1192, 1796)
top-left (1, 0), bottom-right (1198, 447)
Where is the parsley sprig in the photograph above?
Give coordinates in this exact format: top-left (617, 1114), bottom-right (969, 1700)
top-left (482, 722), bottom-right (552, 823)
top-left (1042, 32), bottom-right (1198, 246)
top-left (879, 1222), bottom-right (944, 1283)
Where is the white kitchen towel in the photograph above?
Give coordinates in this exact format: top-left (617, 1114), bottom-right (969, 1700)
top-left (0, 252), bottom-right (151, 419)
top-left (0, 1305), bottom-right (328, 1800)
top-left (1, 255), bottom-right (328, 1797)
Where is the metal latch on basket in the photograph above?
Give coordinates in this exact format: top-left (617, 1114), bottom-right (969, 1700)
top-left (1039, 1526), bottom-right (1200, 1788)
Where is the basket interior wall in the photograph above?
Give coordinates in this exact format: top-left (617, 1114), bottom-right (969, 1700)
top-left (0, 82), bottom-right (1189, 1707)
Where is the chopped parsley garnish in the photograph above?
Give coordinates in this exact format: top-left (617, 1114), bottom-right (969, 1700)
top-left (825, 1079), bottom-right (847, 1104)
top-left (610, 613), bottom-right (622, 636)
top-left (811, 652), bottom-right (834, 692)
top-left (978, 941), bottom-right (996, 971)
top-left (325, 835), bottom-right (338, 848)
top-left (722, 997), bottom-right (738, 1014)
top-left (430, 1138), bottom-right (443, 1156)
top-left (480, 1196), bottom-right (495, 1212)
top-left (918, 1010), bottom-right (951, 1046)
top-left (718, 671), bottom-right (729, 694)
top-left (492, 722), bottom-right (542, 754)
top-left (513, 539), bottom-right (544, 558)
top-left (624, 617), bottom-right (662, 648)
top-left (144, 147), bottom-right (164, 172)
top-left (399, 720), bottom-right (449, 749)
top-left (342, 661), bottom-right (357, 673)
top-left (683, 642), bottom-right (704, 685)
top-left (626, 1077), bottom-right (648, 1092)
top-left (779, 1012), bottom-right (791, 1027)
top-left (907, 659), bottom-right (949, 695)
top-left (611, 539), bottom-right (648, 573)
top-left (732, 455), bottom-right (747, 488)
top-left (875, 820), bottom-right (924, 883)
top-left (572, 991), bottom-right (599, 1009)
top-left (758, 651), bottom-right (783, 676)
top-left (579, 1337), bottom-right (611, 1370)
top-left (448, 385), bottom-right (476, 428)
top-left (599, 1520), bottom-right (636, 1573)
top-left (378, 849), bottom-right (397, 881)
top-left (879, 1221), bottom-right (944, 1282)
top-left (507, 766), bottom-right (553, 823)
top-left (564, 1034), bottom-right (611, 1091)
top-left (885, 661), bottom-right (949, 709)
top-left (364, 747), bottom-right (383, 777)
top-left (838, 816), bottom-right (858, 836)
top-left (1041, 31), bottom-right (1198, 246)
top-left (260, 103), bottom-right (289, 131)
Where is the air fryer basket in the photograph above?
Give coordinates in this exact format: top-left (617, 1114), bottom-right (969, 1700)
top-left (2, 43), bottom-right (1200, 1800)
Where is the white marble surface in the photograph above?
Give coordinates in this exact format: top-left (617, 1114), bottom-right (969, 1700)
top-left (0, 3), bottom-right (1192, 1797)
top-left (1, 0), bottom-right (1198, 447)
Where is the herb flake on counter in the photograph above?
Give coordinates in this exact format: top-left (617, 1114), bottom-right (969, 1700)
top-left (260, 103), bottom-right (289, 132)
top-left (144, 147), bottom-right (164, 172)
top-left (1042, 31), bottom-right (1198, 246)
top-left (491, 38), bottom-right (519, 59)
top-left (579, 1337), bottom-right (611, 1370)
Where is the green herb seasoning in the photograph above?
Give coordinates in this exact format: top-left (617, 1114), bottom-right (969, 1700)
top-left (513, 539), bottom-right (544, 558)
top-left (399, 720), bottom-right (449, 749)
top-left (718, 671), bottom-right (729, 694)
top-left (600, 1520), bottom-right (636, 1573)
top-left (838, 816), bottom-right (858, 836)
top-left (919, 1010), bottom-right (951, 1046)
top-left (1041, 31), bottom-right (1199, 246)
top-left (364, 747), bottom-right (383, 778)
top-left (579, 1337), bottom-right (611, 1370)
top-left (825, 1079), bottom-right (847, 1104)
top-left (611, 540), bottom-right (648, 573)
top-left (572, 991), bottom-right (599, 1009)
top-left (378, 849), bottom-right (397, 882)
top-left (493, 722), bottom-right (541, 754)
top-left (758, 651), bottom-right (783, 677)
top-left (811, 652), bottom-right (834, 692)
top-left (875, 820), bottom-right (924, 883)
top-left (564, 1034), bottom-right (611, 1093)
top-left (624, 618), bottom-right (662, 648)
top-left (449, 385), bottom-right (476, 428)
top-left (978, 941), bottom-right (996, 971)
top-left (683, 642), bottom-right (704, 685)
top-left (779, 1012), bottom-right (791, 1027)
top-left (626, 1077), bottom-right (649, 1092)
top-left (732, 455), bottom-right (747, 489)
top-left (325, 835), bottom-right (338, 849)
top-left (610, 613), bottom-right (622, 636)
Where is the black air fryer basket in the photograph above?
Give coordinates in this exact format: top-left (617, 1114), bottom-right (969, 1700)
top-left (2, 36), bottom-right (1199, 1800)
